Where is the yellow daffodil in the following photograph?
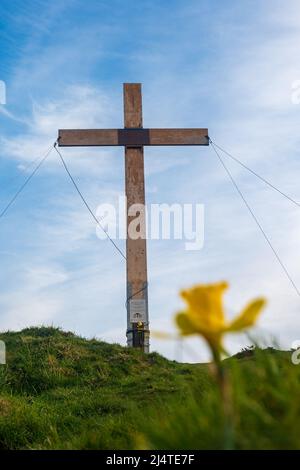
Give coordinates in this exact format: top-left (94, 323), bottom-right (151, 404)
top-left (175, 281), bottom-right (266, 355)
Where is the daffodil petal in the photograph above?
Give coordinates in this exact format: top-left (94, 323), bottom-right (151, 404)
top-left (175, 312), bottom-right (197, 336)
top-left (175, 312), bottom-right (223, 353)
top-left (227, 298), bottom-right (266, 332)
top-left (152, 331), bottom-right (176, 340)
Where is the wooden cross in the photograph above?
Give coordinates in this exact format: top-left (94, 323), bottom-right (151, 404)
top-left (58, 83), bottom-right (208, 353)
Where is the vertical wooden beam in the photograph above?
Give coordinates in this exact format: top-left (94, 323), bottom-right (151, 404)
top-left (124, 83), bottom-right (149, 352)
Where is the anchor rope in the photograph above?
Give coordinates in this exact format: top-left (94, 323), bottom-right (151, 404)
top-left (209, 137), bottom-right (300, 297)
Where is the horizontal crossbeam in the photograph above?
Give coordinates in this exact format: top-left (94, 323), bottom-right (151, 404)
top-left (58, 128), bottom-right (209, 147)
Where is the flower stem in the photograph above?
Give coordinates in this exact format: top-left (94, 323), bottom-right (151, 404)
top-left (212, 350), bottom-right (234, 449)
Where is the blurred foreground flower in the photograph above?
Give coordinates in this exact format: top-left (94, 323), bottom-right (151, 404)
top-left (175, 281), bottom-right (266, 449)
top-left (176, 281), bottom-right (266, 360)
top-left (153, 281), bottom-right (266, 449)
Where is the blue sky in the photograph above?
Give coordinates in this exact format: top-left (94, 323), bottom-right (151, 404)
top-left (0, 0), bottom-right (300, 362)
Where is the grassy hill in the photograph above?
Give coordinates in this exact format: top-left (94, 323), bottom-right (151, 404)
top-left (0, 327), bottom-right (299, 450)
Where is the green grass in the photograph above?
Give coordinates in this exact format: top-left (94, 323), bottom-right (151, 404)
top-left (0, 327), bottom-right (299, 449)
